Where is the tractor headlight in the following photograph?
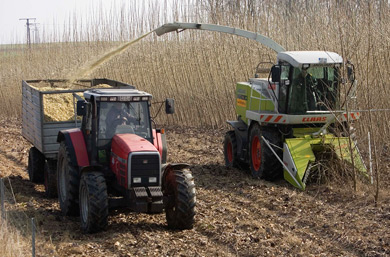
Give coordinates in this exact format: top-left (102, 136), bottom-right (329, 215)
top-left (133, 177), bottom-right (141, 183)
top-left (148, 177), bottom-right (157, 183)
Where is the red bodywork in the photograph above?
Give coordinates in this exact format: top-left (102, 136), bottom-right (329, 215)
top-left (67, 128), bottom-right (89, 167)
top-left (152, 129), bottom-right (164, 158)
top-left (110, 133), bottom-right (163, 189)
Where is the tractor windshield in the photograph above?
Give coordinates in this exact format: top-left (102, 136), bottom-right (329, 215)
top-left (287, 66), bottom-right (340, 114)
top-left (97, 101), bottom-right (152, 141)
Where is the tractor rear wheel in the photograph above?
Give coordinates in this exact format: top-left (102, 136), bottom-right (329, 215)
top-left (249, 123), bottom-right (282, 180)
top-left (163, 169), bottom-right (196, 230)
top-left (27, 147), bottom-right (45, 183)
top-left (79, 172), bottom-right (108, 233)
top-left (224, 131), bottom-right (239, 168)
top-left (57, 141), bottom-right (79, 216)
top-left (44, 160), bottom-right (57, 198)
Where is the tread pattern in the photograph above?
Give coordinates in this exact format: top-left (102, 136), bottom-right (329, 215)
top-left (165, 169), bottom-right (196, 229)
top-left (28, 147), bottom-right (45, 183)
top-left (57, 141), bottom-right (80, 216)
top-left (79, 172), bottom-right (108, 233)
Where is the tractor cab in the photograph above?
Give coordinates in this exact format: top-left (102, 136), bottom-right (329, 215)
top-left (270, 51), bottom-right (343, 115)
top-left (78, 88), bottom-right (154, 165)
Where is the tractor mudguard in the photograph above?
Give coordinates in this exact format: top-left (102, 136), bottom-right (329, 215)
top-left (57, 129), bottom-right (89, 169)
top-left (153, 129), bottom-right (167, 164)
top-left (162, 163), bottom-right (190, 173)
top-left (161, 163), bottom-right (190, 189)
top-left (227, 120), bottom-right (248, 160)
top-left (80, 165), bottom-right (103, 174)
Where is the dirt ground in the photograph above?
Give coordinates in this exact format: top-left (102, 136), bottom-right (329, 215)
top-left (0, 117), bottom-right (389, 257)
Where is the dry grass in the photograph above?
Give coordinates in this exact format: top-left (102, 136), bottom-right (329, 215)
top-left (0, 220), bottom-right (29, 257)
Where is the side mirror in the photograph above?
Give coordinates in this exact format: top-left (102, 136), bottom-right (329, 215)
top-left (271, 65), bottom-right (281, 83)
top-left (165, 98), bottom-right (175, 114)
top-left (76, 100), bottom-right (86, 116)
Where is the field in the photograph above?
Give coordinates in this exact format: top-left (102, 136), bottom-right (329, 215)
top-left (0, 0), bottom-right (390, 256)
top-left (1, 118), bottom-right (389, 256)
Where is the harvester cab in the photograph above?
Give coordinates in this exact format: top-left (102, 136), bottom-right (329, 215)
top-left (56, 83), bottom-right (196, 233)
top-left (154, 22), bottom-right (367, 190)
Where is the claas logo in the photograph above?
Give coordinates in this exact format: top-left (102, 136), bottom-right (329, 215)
top-left (302, 117), bottom-right (327, 122)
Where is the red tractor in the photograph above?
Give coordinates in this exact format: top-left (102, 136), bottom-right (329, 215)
top-left (54, 86), bottom-right (196, 233)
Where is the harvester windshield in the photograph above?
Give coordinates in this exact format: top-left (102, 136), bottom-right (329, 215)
top-left (285, 66), bottom-right (340, 114)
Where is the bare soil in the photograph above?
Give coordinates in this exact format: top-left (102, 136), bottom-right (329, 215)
top-left (0, 118), bottom-right (389, 257)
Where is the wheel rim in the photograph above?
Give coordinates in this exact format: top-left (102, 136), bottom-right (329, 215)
top-left (80, 181), bottom-right (89, 224)
top-left (227, 141), bottom-right (233, 163)
top-left (251, 135), bottom-right (261, 171)
top-left (59, 158), bottom-right (68, 200)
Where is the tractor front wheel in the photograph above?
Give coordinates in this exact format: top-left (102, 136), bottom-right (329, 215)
top-left (79, 172), bottom-right (108, 233)
top-left (57, 141), bottom-right (79, 216)
top-left (249, 124), bottom-right (282, 180)
top-left (27, 147), bottom-right (45, 183)
top-left (163, 168), bottom-right (196, 230)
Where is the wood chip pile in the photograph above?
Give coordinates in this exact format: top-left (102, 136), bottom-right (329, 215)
top-left (31, 83), bottom-right (112, 122)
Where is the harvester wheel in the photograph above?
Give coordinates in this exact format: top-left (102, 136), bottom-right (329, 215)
top-left (57, 141), bottom-right (79, 216)
top-left (27, 147), bottom-right (45, 183)
top-left (249, 124), bottom-right (282, 180)
top-left (44, 160), bottom-right (57, 198)
top-left (79, 172), bottom-right (108, 233)
top-left (224, 131), bottom-right (239, 168)
top-left (163, 168), bottom-right (196, 230)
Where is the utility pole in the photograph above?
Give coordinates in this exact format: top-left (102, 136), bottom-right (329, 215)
top-left (19, 18), bottom-right (36, 48)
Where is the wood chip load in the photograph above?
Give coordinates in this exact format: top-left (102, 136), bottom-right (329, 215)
top-left (30, 82), bottom-right (112, 122)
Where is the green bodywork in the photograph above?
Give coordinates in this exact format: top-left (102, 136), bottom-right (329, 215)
top-left (236, 82), bottom-right (275, 124)
top-left (283, 130), bottom-right (367, 190)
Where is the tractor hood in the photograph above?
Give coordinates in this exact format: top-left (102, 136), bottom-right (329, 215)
top-left (111, 134), bottom-right (158, 160)
top-left (277, 51), bottom-right (343, 68)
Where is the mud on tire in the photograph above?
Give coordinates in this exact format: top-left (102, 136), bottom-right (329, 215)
top-left (79, 172), bottom-right (108, 233)
top-left (27, 147), bottom-right (45, 183)
top-left (57, 141), bottom-right (79, 216)
top-left (164, 169), bottom-right (196, 229)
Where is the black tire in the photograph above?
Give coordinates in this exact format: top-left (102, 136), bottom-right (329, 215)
top-left (57, 141), bottom-right (79, 216)
top-left (79, 172), bottom-right (108, 233)
top-left (161, 133), bottom-right (167, 164)
top-left (44, 160), bottom-right (57, 198)
top-left (249, 123), bottom-right (282, 180)
top-left (27, 147), bottom-right (45, 183)
top-left (164, 169), bottom-right (196, 230)
top-left (224, 131), bottom-right (239, 168)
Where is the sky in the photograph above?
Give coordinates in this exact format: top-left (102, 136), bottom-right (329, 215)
top-left (0, 0), bottom-right (119, 44)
